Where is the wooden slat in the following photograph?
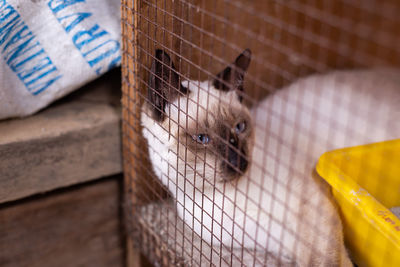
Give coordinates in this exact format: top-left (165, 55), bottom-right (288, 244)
top-left (121, 1), bottom-right (149, 266)
top-left (0, 177), bottom-right (124, 267)
top-left (0, 70), bottom-right (122, 204)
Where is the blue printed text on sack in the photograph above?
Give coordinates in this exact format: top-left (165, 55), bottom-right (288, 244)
top-left (0, 1), bottom-right (62, 95)
top-left (48, 0), bottom-right (121, 75)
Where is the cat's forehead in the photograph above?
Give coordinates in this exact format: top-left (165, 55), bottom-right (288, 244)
top-left (173, 79), bottom-right (250, 131)
top-left (181, 79), bottom-right (242, 112)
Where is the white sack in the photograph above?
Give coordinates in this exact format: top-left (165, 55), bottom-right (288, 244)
top-left (0, 0), bottom-right (121, 119)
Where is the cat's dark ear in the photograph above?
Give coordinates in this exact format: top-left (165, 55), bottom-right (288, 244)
top-left (148, 49), bottom-right (186, 121)
top-left (213, 49), bottom-right (251, 102)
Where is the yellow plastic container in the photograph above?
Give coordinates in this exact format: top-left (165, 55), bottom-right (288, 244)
top-left (316, 139), bottom-right (400, 267)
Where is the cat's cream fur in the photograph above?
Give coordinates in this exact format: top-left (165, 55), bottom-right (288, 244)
top-left (141, 49), bottom-right (400, 266)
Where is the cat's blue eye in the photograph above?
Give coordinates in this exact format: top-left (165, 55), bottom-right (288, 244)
top-left (235, 121), bottom-right (246, 133)
top-left (194, 134), bottom-right (210, 144)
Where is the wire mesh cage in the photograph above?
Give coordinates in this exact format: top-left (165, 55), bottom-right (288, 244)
top-left (121, 0), bottom-right (400, 266)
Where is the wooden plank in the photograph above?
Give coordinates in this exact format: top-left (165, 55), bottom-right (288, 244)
top-left (0, 70), bottom-right (122, 204)
top-left (121, 1), bottom-right (148, 267)
top-left (0, 177), bottom-right (124, 267)
top-left (121, 1), bottom-right (169, 266)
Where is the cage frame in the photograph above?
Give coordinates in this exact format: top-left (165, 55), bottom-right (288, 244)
top-left (121, 1), bottom-right (400, 266)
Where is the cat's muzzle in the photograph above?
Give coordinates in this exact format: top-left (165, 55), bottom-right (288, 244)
top-left (221, 137), bottom-right (249, 180)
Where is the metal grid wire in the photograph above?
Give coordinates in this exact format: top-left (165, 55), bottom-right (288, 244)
top-left (121, 0), bottom-right (400, 266)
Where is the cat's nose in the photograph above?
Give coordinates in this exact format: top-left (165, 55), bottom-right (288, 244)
top-left (220, 134), bottom-right (248, 179)
top-left (227, 146), bottom-right (248, 174)
top-left (229, 136), bottom-right (237, 145)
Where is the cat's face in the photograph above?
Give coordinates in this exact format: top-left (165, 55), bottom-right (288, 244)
top-left (143, 49), bottom-right (252, 184)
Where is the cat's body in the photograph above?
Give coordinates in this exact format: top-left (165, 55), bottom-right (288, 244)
top-left (248, 68), bottom-right (400, 266)
top-left (141, 49), bottom-right (399, 266)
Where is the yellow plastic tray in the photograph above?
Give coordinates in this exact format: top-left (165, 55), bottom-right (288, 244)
top-left (316, 139), bottom-right (400, 267)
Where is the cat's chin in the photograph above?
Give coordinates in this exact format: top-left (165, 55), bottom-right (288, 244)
top-left (220, 173), bottom-right (243, 183)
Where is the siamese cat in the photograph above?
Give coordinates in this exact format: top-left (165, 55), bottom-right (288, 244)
top-left (141, 49), bottom-right (400, 266)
